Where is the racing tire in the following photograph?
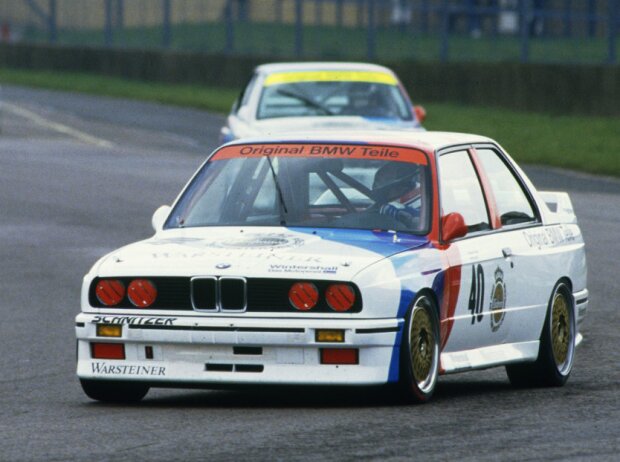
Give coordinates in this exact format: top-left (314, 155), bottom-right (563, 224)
top-left (399, 294), bottom-right (440, 403)
top-left (506, 282), bottom-right (575, 388)
top-left (80, 379), bottom-right (149, 403)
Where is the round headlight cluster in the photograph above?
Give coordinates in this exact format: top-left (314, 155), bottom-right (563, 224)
top-left (325, 284), bottom-right (356, 312)
top-left (288, 282), bottom-right (356, 312)
top-left (127, 279), bottom-right (158, 308)
top-left (95, 278), bottom-right (157, 308)
top-left (289, 282), bottom-right (320, 311)
top-left (95, 279), bottom-right (125, 306)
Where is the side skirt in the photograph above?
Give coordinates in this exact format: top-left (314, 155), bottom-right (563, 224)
top-left (440, 341), bottom-right (539, 374)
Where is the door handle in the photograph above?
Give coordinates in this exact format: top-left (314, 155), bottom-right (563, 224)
top-left (502, 247), bottom-right (512, 258)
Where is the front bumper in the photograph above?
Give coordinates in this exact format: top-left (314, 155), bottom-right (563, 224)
top-left (75, 313), bottom-right (402, 386)
top-left (574, 288), bottom-right (589, 346)
top-left (574, 288), bottom-right (588, 328)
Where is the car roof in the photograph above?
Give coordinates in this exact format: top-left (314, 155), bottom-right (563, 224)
top-left (225, 130), bottom-right (494, 154)
top-left (254, 62), bottom-right (398, 76)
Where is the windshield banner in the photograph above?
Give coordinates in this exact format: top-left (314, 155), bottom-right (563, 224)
top-left (212, 144), bottom-right (428, 165)
top-left (263, 71), bottom-right (398, 87)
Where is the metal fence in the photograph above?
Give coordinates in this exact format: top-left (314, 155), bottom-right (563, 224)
top-left (0, 0), bottom-right (618, 64)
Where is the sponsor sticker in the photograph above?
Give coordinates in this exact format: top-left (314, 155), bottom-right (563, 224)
top-left (148, 233), bottom-right (307, 253)
top-left (523, 225), bottom-right (576, 249)
top-left (212, 144), bottom-right (428, 165)
top-left (92, 316), bottom-right (176, 326)
top-left (150, 249), bottom-right (322, 262)
top-left (268, 264), bottom-right (338, 274)
top-left (204, 233), bottom-right (305, 249)
top-left (263, 70), bottom-right (398, 87)
top-left (91, 362), bottom-right (166, 376)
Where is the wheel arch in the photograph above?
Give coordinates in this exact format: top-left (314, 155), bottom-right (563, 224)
top-left (557, 276), bottom-right (573, 292)
top-left (414, 287), bottom-right (440, 314)
top-left (413, 286), bottom-right (442, 334)
top-left (554, 276), bottom-right (575, 308)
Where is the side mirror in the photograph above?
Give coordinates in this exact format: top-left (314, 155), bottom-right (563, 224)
top-left (414, 105), bottom-right (427, 123)
top-left (442, 212), bottom-right (467, 242)
top-left (219, 126), bottom-right (233, 145)
top-left (151, 205), bottom-right (171, 232)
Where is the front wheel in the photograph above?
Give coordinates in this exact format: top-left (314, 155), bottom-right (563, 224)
top-left (80, 379), bottom-right (149, 403)
top-left (506, 282), bottom-right (575, 387)
top-left (400, 294), bottom-right (440, 403)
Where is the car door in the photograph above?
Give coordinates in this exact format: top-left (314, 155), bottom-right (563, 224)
top-left (472, 145), bottom-right (546, 345)
top-left (437, 148), bottom-right (514, 355)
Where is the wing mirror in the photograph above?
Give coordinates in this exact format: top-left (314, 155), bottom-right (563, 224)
top-left (219, 126), bottom-right (233, 144)
top-left (442, 212), bottom-right (467, 242)
top-left (414, 105), bottom-right (427, 123)
top-left (151, 205), bottom-right (171, 232)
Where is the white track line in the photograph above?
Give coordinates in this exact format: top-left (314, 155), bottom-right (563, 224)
top-left (2, 102), bottom-right (115, 148)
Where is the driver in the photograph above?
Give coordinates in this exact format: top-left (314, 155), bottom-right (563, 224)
top-left (372, 162), bottom-right (421, 229)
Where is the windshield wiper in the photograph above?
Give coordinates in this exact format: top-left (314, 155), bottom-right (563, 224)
top-left (265, 155), bottom-right (289, 226)
top-left (276, 88), bottom-right (335, 115)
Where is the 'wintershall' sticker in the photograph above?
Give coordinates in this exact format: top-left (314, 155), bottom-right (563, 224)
top-left (268, 264), bottom-right (338, 274)
top-left (212, 144), bottom-right (428, 165)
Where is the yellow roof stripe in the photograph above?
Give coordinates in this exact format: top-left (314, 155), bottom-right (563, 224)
top-left (264, 71), bottom-right (398, 87)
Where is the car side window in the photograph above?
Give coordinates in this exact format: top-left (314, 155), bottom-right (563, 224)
top-left (233, 73), bottom-right (258, 114)
top-left (241, 74), bottom-right (258, 107)
top-left (475, 148), bottom-right (538, 226)
top-left (439, 150), bottom-right (490, 233)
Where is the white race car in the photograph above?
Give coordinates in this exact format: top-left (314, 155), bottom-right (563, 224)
top-left (219, 62), bottom-right (426, 143)
top-left (76, 131), bottom-right (588, 403)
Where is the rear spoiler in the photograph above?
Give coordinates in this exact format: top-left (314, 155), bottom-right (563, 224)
top-left (538, 191), bottom-right (577, 224)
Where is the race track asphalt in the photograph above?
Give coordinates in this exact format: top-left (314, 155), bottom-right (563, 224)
top-left (0, 86), bottom-right (618, 461)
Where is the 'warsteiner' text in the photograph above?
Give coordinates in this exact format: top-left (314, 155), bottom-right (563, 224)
top-left (91, 362), bottom-right (166, 376)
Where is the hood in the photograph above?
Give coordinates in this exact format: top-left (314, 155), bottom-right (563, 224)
top-left (95, 227), bottom-right (429, 280)
top-left (246, 116), bottom-right (421, 136)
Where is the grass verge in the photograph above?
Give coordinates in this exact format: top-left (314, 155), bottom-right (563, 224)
top-left (1, 67), bottom-right (618, 177)
top-left (0, 67), bottom-right (239, 113)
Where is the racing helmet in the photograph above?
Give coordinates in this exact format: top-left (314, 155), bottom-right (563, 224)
top-left (372, 161), bottom-right (420, 203)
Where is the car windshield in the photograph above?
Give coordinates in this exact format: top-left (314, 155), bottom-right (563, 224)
top-left (166, 143), bottom-right (431, 234)
top-left (257, 80), bottom-right (413, 121)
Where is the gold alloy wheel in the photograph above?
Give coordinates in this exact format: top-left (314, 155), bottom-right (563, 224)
top-left (551, 292), bottom-right (570, 368)
top-left (410, 306), bottom-right (435, 387)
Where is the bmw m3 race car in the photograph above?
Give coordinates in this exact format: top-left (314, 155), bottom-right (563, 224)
top-left (219, 62), bottom-right (426, 143)
top-left (76, 131), bottom-right (588, 403)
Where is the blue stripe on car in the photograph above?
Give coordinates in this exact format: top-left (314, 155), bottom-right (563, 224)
top-left (288, 227), bottom-right (428, 257)
top-left (386, 289), bottom-right (415, 383)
